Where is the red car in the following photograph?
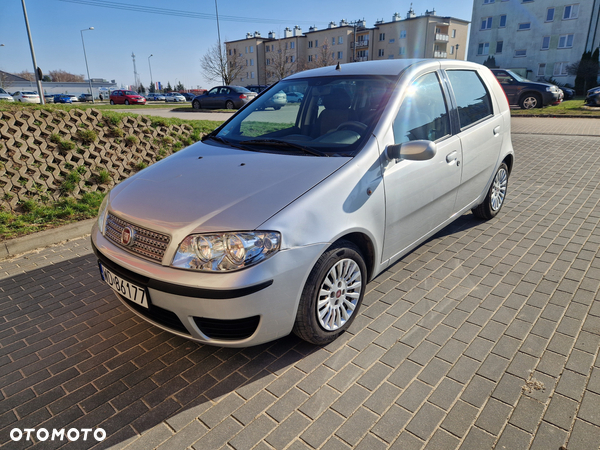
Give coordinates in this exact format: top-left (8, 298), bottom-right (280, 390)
top-left (109, 90), bottom-right (146, 105)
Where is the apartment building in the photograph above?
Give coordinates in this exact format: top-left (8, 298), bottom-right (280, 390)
top-left (226, 7), bottom-right (469, 86)
top-left (468, 0), bottom-right (600, 84)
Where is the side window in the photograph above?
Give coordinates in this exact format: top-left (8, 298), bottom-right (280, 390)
top-left (393, 72), bottom-right (450, 144)
top-left (446, 70), bottom-right (493, 129)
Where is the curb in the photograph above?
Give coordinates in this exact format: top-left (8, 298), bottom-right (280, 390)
top-left (0, 218), bottom-right (96, 260)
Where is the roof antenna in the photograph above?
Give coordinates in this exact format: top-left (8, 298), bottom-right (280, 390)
top-left (335, 62), bottom-right (341, 70)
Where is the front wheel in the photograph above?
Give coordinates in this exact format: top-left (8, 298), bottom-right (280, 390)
top-left (519, 93), bottom-right (541, 109)
top-left (472, 162), bottom-right (509, 220)
top-left (125, 100), bottom-right (130, 105)
top-left (293, 241), bottom-right (366, 345)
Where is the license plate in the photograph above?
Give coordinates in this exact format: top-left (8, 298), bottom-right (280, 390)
top-left (99, 263), bottom-right (148, 308)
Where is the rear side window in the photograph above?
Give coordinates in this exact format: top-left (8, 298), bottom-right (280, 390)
top-left (393, 72), bottom-right (450, 144)
top-left (446, 70), bottom-right (493, 129)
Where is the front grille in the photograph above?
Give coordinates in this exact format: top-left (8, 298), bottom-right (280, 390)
top-left (193, 316), bottom-right (261, 340)
top-left (105, 214), bottom-right (170, 263)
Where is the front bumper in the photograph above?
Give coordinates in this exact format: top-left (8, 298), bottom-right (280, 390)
top-left (92, 224), bottom-right (326, 347)
top-left (586, 93), bottom-right (600, 106)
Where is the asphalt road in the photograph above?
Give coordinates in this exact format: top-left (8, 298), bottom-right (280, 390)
top-left (1, 117), bottom-right (599, 450)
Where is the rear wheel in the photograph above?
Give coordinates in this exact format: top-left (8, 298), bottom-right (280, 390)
top-left (519, 93), bottom-right (541, 109)
top-left (225, 100), bottom-right (234, 109)
top-left (293, 241), bottom-right (366, 345)
top-left (110, 100), bottom-right (114, 105)
top-left (472, 162), bottom-right (509, 220)
top-left (192, 100), bottom-right (201, 110)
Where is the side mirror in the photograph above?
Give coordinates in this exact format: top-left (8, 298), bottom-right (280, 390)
top-left (386, 140), bottom-right (437, 161)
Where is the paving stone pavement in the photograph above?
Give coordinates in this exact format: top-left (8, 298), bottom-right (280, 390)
top-left (1, 117), bottom-right (600, 450)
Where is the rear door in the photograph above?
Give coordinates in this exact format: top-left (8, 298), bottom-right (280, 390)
top-left (444, 69), bottom-right (503, 212)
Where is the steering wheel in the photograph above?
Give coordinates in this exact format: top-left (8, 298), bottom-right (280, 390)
top-left (335, 121), bottom-right (367, 134)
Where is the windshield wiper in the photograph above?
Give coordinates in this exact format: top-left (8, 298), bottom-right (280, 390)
top-left (239, 139), bottom-right (328, 157)
top-left (203, 135), bottom-right (251, 151)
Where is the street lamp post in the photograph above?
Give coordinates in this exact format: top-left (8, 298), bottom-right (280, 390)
top-left (81, 27), bottom-right (95, 103)
top-left (455, 44), bottom-right (459, 60)
top-left (148, 54), bottom-right (153, 91)
top-left (21, 0), bottom-right (45, 104)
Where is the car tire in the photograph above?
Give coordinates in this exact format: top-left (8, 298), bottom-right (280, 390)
top-left (472, 162), bottom-right (509, 220)
top-left (274, 106), bottom-right (282, 110)
top-left (192, 100), bottom-right (201, 110)
top-left (519, 93), bottom-right (541, 109)
top-left (293, 240), bottom-right (366, 345)
top-left (110, 100), bottom-right (114, 105)
top-left (226, 100), bottom-right (234, 109)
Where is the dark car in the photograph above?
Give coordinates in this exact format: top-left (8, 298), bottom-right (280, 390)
top-left (109, 90), bottom-right (146, 105)
top-left (79, 93), bottom-right (93, 102)
top-left (53, 94), bottom-right (73, 104)
top-left (191, 86), bottom-right (257, 110)
top-left (561, 87), bottom-right (575, 100)
top-left (490, 69), bottom-right (562, 109)
top-left (245, 84), bottom-right (268, 93)
top-left (181, 92), bottom-right (196, 101)
top-left (585, 86), bottom-right (600, 106)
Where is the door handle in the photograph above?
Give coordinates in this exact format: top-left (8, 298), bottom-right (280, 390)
top-left (446, 151), bottom-right (458, 164)
top-left (493, 126), bottom-right (501, 136)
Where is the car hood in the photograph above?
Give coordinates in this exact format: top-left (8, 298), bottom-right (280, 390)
top-left (108, 141), bottom-right (350, 238)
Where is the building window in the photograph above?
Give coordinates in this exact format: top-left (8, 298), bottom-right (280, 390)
top-left (478, 42), bottom-right (490, 55)
top-left (400, 30), bottom-right (407, 38)
top-left (541, 36), bottom-right (550, 50)
top-left (554, 62), bottom-right (568, 75)
top-left (315, 40), bottom-right (318, 47)
top-left (337, 52), bottom-right (343, 59)
top-left (563, 4), bottom-right (579, 19)
top-left (481, 17), bottom-right (493, 30)
top-left (389, 38), bottom-right (395, 43)
top-left (266, 59), bottom-right (270, 65)
top-left (538, 63), bottom-right (546, 76)
top-left (379, 33), bottom-right (385, 41)
top-left (339, 36), bottom-right (343, 44)
top-left (291, 55), bottom-right (296, 62)
top-left (484, 0), bottom-right (494, 3)
top-left (518, 22), bottom-right (531, 30)
top-left (290, 41), bottom-right (295, 49)
top-left (450, 46), bottom-right (454, 55)
top-left (378, 48), bottom-right (384, 57)
top-left (522, 0), bottom-right (534, 3)
top-left (558, 34), bottom-right (574, 48)
top-left (499, 15), bottom-right (507, 27)
top-left (251, 72), bottom-right (255, 79)
top-left (496, 41), bottom-right (503, 53)
top-left (514, 49), bottom-right (527, 57)
top-left (399, 47), bottom-right (406, 55)
top-left (308, 41), bottom-right (313, 48)
top-left (546, 8), bottom-right (555, 21)
top-left (245, 46), bottom-right (248, 53)
top-left (332, 37), bottom-right (336, 45)
top-left (452, 29), bottom-right (456, 38)
top-left (250, 59), bottom-right (254, 66)
top-left (308, 55), bottom-right (313, 62)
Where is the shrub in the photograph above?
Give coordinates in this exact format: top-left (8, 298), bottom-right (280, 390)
top-left (50, 133), bottom-right (61, 144)
top-left (125, 135), bottom-right (139, 146)
top-left (58, 139), bottom-right (76, 152)
top-left (111, 127), bottom-right (124, 137)
top-left (77, 129), bottom-right (97, 144)
top-left (97, 169), bottom-right (111, 184)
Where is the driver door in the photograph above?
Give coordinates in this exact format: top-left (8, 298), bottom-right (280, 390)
top-left (381, 71), bottom-right (462, 262)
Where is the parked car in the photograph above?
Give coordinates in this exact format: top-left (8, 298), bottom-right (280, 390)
top-left (109, 90), bottom-right (146, 105)
top-left (245, 84), bottom-right (268, 93)
top-left (79, 93), bottom-right (93, 102)
top-left (146, 93), bottom-right (166, 101)
top-left (11, 91), bottom-right (40, 103)
top-left (0, 88), bottom-right (15, 102)
top-left (181, 92), bottom-right (196, 101)
top-left (43, 93), bottom-right (54, 103)
top-left (53, 94), bottom-right (73, 104)
top-left (490, 69), bottom-right (562, 109)
top-left (261, 90), bottom-right (287, 110)
top-left (192, 86), bottom-right (257, 110)
top-left (65, 94), bottom-right (79, 102)
top-left (585, 86), bottom-right (600, 106)
top-left (164, 92), bottom-right (186, 102)
top-left (286, 92), bottom-right (304, 103)
top-left (93, 59), bottom-right (514, 347)
top-left (561, 87), bottom-right (576, 100)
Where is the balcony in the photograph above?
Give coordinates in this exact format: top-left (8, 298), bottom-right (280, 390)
top-left (435, 34), bottom-right (449, 42)
top-left (352, 40), bottom-right (369, 49)
top-left (434, 51), bottom-right (448, 58)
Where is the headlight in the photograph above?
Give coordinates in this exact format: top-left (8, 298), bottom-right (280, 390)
top-left (172, 231), bottom-right (281, 272)
top-left (97, 195), bottom-right (109, 235)
top-left (547, 86), bottom-right (558, 93)
top-left (590, 88), bottom-right (600, 95)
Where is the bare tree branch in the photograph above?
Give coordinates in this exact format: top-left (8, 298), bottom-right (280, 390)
top-left (201, 42), bottom-right (246, 86)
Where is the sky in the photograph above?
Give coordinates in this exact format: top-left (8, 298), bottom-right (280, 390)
top-left (0, 0), bottom-right (474, 91)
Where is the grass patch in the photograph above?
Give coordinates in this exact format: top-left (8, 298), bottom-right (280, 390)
top-left (240, 121), bottom-right (295, 136)
top-left (0, 192), bottom-right (105, 241)
top-left (511, 98), bottom-right (600, 116)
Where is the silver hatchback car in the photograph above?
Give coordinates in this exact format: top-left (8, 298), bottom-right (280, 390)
top-left (93, 59), bottom-right (514, 347)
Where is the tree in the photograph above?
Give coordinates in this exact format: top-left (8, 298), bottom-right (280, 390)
top-left (14, 70), bottom-right (35, 81)
top-left (166, 82), bottom-right (173, 92)
top-left (176, 81), bottom-right (185, 91)
top-left (138, 84), bottom-right (146, 94)
top-left (310, 38), bottom-right (336, 69)
top-left (266, 40), bottom-right (297, 84)
top-left (483, 55), bottom-right (498, 69)
top-left (570, 49), bottom-right (599, 95)
top-left (148, 83), bottom-right (155, 93)
top-left (201, 42), bottom-right (245, 85)
top-left (47, 70), bottom-right (84, 82)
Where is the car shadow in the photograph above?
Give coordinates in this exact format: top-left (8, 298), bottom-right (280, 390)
top-left (0, 253), bottom-right (318, 449)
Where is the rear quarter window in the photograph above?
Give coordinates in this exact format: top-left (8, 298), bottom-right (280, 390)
top-left (446, 70), bottom-right (494, 129)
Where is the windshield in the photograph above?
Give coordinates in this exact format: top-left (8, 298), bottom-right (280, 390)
top-left (124, 91), bottom-right (137, 96)
top-left (504, 70), bottom-right (526, 82)
top-left (213, 76), bottom-right (395, 157)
